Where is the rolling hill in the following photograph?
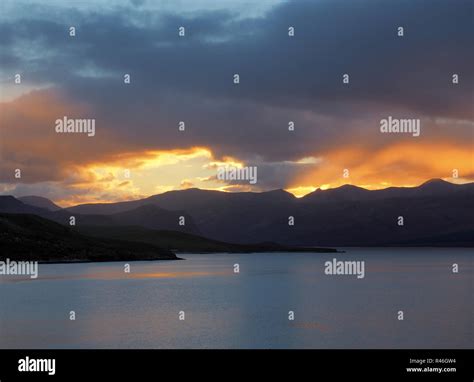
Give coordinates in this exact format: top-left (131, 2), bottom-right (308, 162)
top-left (0, 213), bottom-right (178, 262)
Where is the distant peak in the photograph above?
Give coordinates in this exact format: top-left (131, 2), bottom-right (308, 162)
top-left (159, 188), bottom-right (216, 196)
top-left (179, 188), bottom-right (202, 192)
top-left (335, 184), bottom-right (366, 190)
top-left (420, 178), bottom-right (453, 187)
top-left (314, 184), bottom-right (367, 193)
top-left (20, 195), bottom-right (48, 199)
top-left (18, 195), bottom-right (61, 211)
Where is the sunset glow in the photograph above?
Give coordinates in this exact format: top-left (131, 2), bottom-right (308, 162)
top-left (0, 0), bottom-right (472, 206)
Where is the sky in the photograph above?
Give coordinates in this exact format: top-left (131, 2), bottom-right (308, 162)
top-left (0, 0), bottom-right (473, 206)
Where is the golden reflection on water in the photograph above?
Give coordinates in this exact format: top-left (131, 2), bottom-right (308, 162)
top-left (2, 269), bottom-right (230, 282)
top-left (290, 322), bottom-right (330, 331)
top-left (126, 271), bottom-right (229, 279)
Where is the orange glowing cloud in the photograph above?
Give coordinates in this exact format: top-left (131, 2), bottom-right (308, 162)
top-left (2, 88), bottom-right (473, 205)
top-left (289, 141), bottom-right (474, 195)
top-left (47, 148), bottom-right (246, 206)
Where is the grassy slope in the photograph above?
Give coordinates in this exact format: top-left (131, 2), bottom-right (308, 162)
top-left (0, 213), bottom-right (178, 262)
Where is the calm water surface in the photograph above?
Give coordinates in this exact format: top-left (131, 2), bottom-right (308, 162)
top-left (0, 248), bottom-right (472, 348)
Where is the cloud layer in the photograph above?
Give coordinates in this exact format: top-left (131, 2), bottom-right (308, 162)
top-left (0, 0), bottom-right (473, 204)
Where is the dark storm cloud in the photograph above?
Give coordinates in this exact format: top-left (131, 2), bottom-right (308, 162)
top-left (1, 0), bottom-right (472, 182)
top-left (26, 0), bottom-right (470, 116)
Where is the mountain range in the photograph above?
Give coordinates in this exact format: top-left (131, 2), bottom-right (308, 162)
top-left (1, 179), bottom-right (473, 248)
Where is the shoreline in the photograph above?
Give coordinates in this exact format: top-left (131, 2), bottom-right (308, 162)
top-left (3, 248), bottom-right (342, 265)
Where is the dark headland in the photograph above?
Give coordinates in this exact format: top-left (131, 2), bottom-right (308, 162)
top-left (0, 213), bottom-right (338, 264)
